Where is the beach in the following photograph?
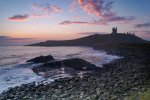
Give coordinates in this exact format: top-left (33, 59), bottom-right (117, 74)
top-left (0, 44), bottom-right (150, 100)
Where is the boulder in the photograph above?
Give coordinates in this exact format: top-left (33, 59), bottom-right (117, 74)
top-left (27, 55), bottom-right (54, 63)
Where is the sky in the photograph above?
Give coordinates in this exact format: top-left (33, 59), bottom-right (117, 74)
top-left (0, 0), bottom-right (150, 45)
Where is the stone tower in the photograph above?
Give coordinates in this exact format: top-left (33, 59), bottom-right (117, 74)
top-left (112, 27), bottom-right (117, 34)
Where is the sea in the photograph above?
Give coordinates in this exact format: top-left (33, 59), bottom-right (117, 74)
top-left (0, 46), bottom-right (120, 93)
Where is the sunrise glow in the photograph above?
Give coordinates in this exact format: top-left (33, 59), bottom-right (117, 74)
top-left (0, 0), bottom-right (150, 45)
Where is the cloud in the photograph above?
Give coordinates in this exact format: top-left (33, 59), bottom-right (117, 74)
top-left (79, 32), bottom-right (108, 35)
top-left (69, 1), bottom-right (78, 12)
top-left (0, 36), bottom-right (40, 46)
top-left (59, 20), bottom-right (110, 25)
top-left (135, 23), bottom-right (150, 28)
top-left (61, 0), bottom-right (136, 26)
top-left (60, 16), bottom-right (136, 25)
top-left (8, 3), bottom-right (62, 21)
top-left (0, 36), bottom-right (33, 41)
top-left (60, 21), bottom-right (94, 25)
top-left (130, 31), bottom-right (150, 34)
top-left (96, 16), bottom-right (136, 25)
top-left (8, 14), bottom-right (29, 21)
top-left (32, 3), bottom-right (62, 14)
top-left (107, 16), bottom-right (136, 23)
top-left (144, 16), bottom-right (150, 19)
top-left (78, 0), bottom-right (114, 17)
top-left (129, 31), bottom-right (150, 41)
top-left (0, 36), bottom-right (8, 39)
top-left (31, 3), bottom-right (62, 18)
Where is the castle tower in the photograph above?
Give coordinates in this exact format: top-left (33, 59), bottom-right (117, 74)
top-left (112, 27), bottom-right (117, 34)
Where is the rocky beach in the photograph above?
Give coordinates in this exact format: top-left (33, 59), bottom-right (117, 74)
top-left (0, 43), bottom-right (150, 100)
top-left (1, 0), bottom-right (150, 99)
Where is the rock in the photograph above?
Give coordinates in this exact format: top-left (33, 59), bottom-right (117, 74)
top-left (1, 47), bottom-right (150, 100)
top-left (32, 58), bottom-right (102, 74)
top-left (27, 55), bottom-right (54, 63)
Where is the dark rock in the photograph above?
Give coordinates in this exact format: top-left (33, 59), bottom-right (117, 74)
top-left (32, 58), bottom-right (102, 73)
top-left (27, 55), bottom-right (54, 63)
top-left (1, 45), bottom-right (150, 100)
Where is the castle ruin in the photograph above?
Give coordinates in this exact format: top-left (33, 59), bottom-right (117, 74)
top-left (111, 27), bottom-right (135, 36)
top-left (112, 27), bottom-right (117, 34)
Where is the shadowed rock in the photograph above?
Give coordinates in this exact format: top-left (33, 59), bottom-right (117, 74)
top-left (27, 55), bottom-right (54, 63)
top-left (32, 58), bottom-right (102, 73)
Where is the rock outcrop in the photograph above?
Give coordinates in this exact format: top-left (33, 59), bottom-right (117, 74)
top-left (27, 55), bottom-right (54, 63)
top-left (32, 58), bottom-right (101, 74)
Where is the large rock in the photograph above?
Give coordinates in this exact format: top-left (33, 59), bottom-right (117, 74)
top-left (27, 55), bottom-right (55, 63)
top-left (32, 58), bottom-right (101, 73)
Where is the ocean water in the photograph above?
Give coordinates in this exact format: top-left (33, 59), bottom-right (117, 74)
top-left (0, 46), bottom-right (120, 93)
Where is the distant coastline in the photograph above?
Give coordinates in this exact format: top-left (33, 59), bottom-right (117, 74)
top-left (28, 29), bottom-right (149, 47)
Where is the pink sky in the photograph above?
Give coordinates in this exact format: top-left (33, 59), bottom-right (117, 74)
top-left (0, 0), bottom-right (150, 45)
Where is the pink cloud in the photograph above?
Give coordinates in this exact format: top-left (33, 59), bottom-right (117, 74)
top-left (8, 3), bottom-right (62, 21)
top-left (31, 3), bottom-right (62, 18)
top-left (60, 16), bottom-right (136, 26)
top-left (61, 0), bottom-right (136, 26)
top-left (8, 14), bottom-right (29, 21)
top-left (59, 20), bottom-right (107, 25)
top-left (32, 3), bottom-right (62, 14)
top-left (30, 13), bottom-right (49, 19)
top-left (60, 21), bottom-right (91, 25)
top-left (79, 32), bottom-right (108, 35)
top-left (78, 0), bottom-right (114, 17)
top-left (69, 1), bottom-right (78, 12)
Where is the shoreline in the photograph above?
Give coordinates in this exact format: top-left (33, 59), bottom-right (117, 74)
top-left (0, 45), bottom-right (150, 100)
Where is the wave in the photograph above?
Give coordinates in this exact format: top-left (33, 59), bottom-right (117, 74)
top-left (0, 46), bottom-right (121, 93)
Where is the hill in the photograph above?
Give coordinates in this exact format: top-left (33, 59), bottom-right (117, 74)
top-left (28, 33), bottom-right (149, 47)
